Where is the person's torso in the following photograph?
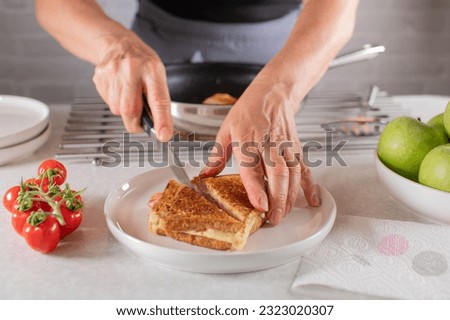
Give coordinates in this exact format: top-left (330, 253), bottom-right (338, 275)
top-left (148, 0), bottom-right (301, 23)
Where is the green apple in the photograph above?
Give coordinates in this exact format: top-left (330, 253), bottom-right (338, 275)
top-left (427, 113), bottom-right (447, 139)
top-left (418, 144), bottom-right (450, 192)
top-left (444, 101), bottom-right (450, 138)
top-left (378, 116), bottom-right (448, 181)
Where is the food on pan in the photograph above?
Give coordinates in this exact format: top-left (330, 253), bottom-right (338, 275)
top-left (147, 174), bottom-right (264, 251)
top-left (202, 93), bottom-right (238, 105)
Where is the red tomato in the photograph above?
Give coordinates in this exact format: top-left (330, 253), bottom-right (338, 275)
top-left (20, 179), bottom-right (53, 211)
top-left (11, 211), bottom-right (30, 236)
top-left (35, 178), bottom-right (49, 192)
top-left (4, 185), bottom-right (43, 235)
top-left (3, 185), bottom-right (21, 213)
top-left (24, 178), bottom-right (39, 188)
top-left (33, 176), bottom-right (63, 196)
top-left (23, 212), bottom-right (60, 253)
top-left (38, 199), bottom-right (53, 212)
top-left (54, 192), bottom-right (83, 239)
top-left (23, 178), bottom-right (47, 193)
top-left (37, 159), bottom-right (67, 186)
top-left (59, 205), bottom-right (83, 239)
top-left (3, 184), bottom-right (41, 214)
top-left (64, 189), bottom-right (84, 209)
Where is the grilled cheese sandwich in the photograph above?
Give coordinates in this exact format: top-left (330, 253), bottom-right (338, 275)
top-left (148, 175), bottom-right (264, 250)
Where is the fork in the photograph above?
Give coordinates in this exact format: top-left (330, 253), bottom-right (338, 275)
top-left (320, 116), bottom-right (387, 136)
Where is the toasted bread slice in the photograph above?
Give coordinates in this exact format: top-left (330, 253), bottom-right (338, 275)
top-left (192, 175), bottom-right (265, 234)
top-left (149, 179), bottom-right (250, 250)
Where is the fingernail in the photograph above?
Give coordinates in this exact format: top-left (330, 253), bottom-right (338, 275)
top-left (158, 127), bottom-right (172, 142)
top-left (312, 193), bottom-right (321, 207)
top-left (258, 194), bottom-right (269, 212)
top-left (270, 208), bottom-right (283, 225)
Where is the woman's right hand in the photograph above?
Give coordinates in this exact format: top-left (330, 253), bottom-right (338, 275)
top-left (93, 32), bottom-right (173, 141)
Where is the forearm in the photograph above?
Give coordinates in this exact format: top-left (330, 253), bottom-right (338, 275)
top-left (35, 0), bottom-right (136, 64)
top-left (261, 0), bottom-right (359, 110)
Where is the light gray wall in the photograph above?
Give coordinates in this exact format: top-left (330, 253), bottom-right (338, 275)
top-left (315, 0), bottom-right (450, 95)
top-left (0, 0), bottom-right (449, 104)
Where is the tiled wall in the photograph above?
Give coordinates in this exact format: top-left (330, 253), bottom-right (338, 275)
top-left (0, 0), bottom-right (449, 103)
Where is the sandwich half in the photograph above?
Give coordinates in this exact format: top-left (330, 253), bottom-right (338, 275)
top-left (148, 179), bottom-right (252, 250)
top-left (192, 174), bottom-right (265, 235)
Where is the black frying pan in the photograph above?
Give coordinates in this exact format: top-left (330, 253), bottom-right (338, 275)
top-left (164, 45), bottom-right (386, 103)
top-left (165, 62), bottom-right (262, 103)
top-left (159, 45), bottom-right (385, 135)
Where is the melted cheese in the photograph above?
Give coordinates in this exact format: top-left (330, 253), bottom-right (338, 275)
top-left (148, 212), bottom-right (162, 233)
top-left (185, 229), bottom-right (246, 250)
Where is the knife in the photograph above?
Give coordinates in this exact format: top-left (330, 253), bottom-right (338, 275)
top-left (140, 95), bottom-right (193, 187)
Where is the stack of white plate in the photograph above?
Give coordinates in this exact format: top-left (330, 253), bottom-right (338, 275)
top-left (0, 95), bottom-right (51, 166)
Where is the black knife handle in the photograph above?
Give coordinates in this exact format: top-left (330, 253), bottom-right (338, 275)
top-left (140, 94), bottom-right (155, 136)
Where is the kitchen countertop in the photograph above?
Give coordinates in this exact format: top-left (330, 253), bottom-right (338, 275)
top-left (0, 96), bottom-right (447, 300)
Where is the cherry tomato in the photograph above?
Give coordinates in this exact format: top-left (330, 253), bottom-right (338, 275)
top-left (20, 179), bottom-right (53, 211)
top-left (59, 205), bottom-right (82, 239)
top-left (23, 212), bottom-right (60, 253)
top-left (3, 184), bottom-right (41, 214)
top-left (4, 186), bottom-right (42, 236)
top-left (26, 176), bottom-right (45, 190)
top-left (54, 192), bottom-right (83, 239)
top-left (32, 178), bottom-right (62, 197)
top-left (11, 211), bottom-right (30, 236)
top-left (3, 185), bottom-right (21, 213)
top-left (63, 189), bottom-right (84, 210)
top-left (37, 159), bottom-right (67, 186)
top-left (37, 199), bottom-right (53, 212)
top-left (23, 178), bottom-right (48, 194)
top-left (24, 178), bottom-right (39, 189)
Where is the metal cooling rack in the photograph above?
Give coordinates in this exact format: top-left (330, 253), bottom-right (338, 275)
top-left (56, 86), bottom-right (406, 165)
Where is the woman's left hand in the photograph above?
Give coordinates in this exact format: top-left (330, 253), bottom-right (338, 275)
top-left (200, 73), bottom-right (321, 225)
top-left (200, 0), bottom-right (360, 225)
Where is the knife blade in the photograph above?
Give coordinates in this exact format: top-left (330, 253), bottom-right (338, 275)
top-left (141, 95), bottom-right (193, 187)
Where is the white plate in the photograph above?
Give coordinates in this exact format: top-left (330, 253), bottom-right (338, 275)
top-left (104, 166), bottom-right (337, 273)
top-left (0, 95), bottom-right (50, 149)
top-left (0, 123), bottom-right (51, 166)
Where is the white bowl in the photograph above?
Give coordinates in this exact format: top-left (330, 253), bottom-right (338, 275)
top-left (374, 151), bottom-right (450, 225)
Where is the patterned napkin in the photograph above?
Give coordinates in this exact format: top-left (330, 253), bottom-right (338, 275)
top-left (292, 215), bottom-right (450, 299)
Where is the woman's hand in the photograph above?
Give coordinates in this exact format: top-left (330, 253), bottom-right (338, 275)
top-left (93, 32), bottom-right (173, 140)
top-left (201, 73), bottom-right (321, 225)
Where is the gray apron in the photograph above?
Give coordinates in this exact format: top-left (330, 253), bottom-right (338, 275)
top-left (132, 1), bottom-right (301, 64)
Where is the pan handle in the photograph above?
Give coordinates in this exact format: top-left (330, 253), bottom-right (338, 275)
top-left (328, 44), bottom-right (385, 69)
